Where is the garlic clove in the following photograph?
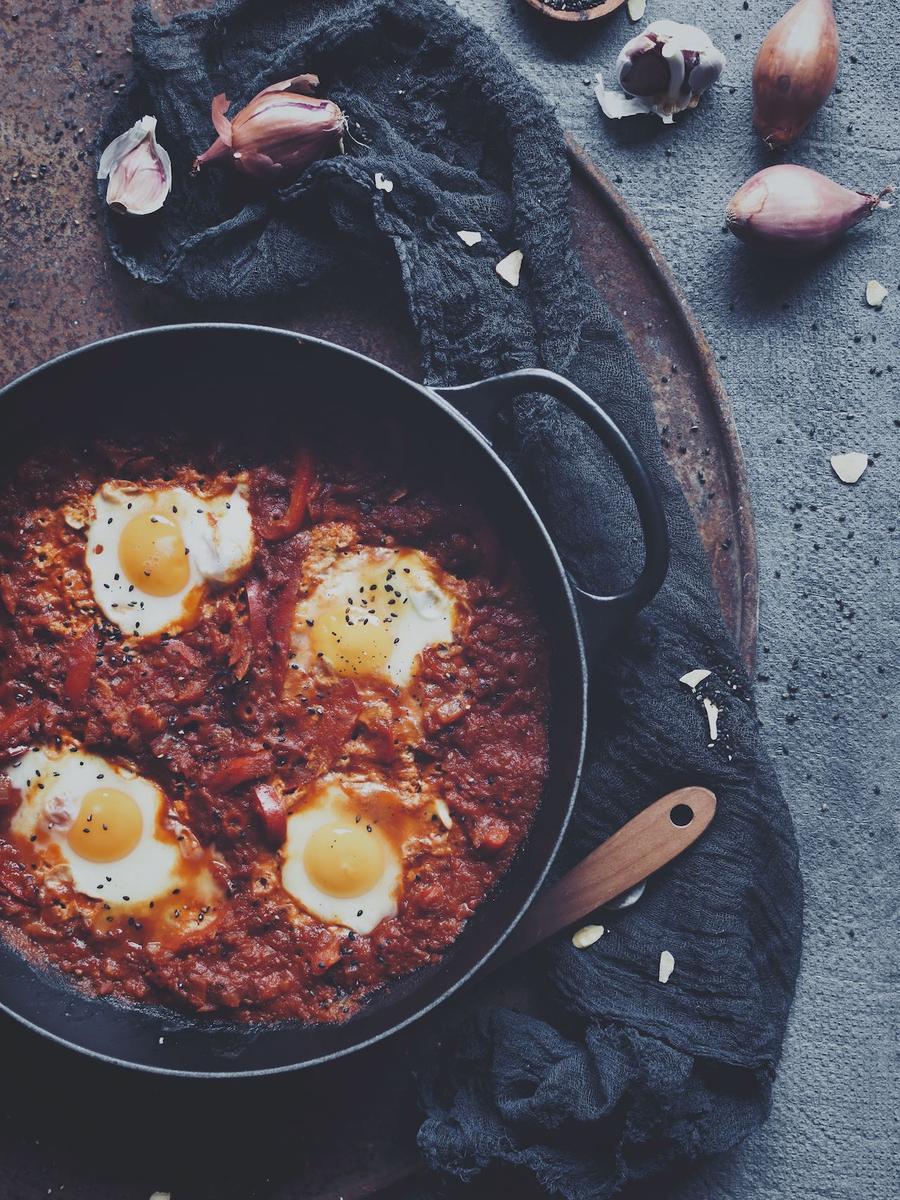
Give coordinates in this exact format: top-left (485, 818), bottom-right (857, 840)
top-left (830, 453), bottom-right (868, 484)
top-left (495, 250), bottom-right (523, 287)
top-left (627, 0), bottom-right (646, 20)
top-left (865, 280), bottom-right (888, 308)
top-left (193, 76), bottom-right (345, 182)
top-left (98, 116), bottom-right (172, 216)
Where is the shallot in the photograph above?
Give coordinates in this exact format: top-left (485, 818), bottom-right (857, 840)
top-left (725, 165), bottom-right (893, 257)
top-left (193, 75), bottom-right (345, 181)
top-left (753, 0), bottom-right (840, 150)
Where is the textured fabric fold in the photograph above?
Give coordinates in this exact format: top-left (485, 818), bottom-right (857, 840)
top-left (100, 2), bottom-right (803, 1193)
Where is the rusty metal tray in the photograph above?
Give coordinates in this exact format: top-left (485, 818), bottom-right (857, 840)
top-left (0, 15), bottom-right (756, 1192)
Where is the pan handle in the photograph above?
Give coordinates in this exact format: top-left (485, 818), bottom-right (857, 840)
top-left (434, 368), bottom-right (669, 652)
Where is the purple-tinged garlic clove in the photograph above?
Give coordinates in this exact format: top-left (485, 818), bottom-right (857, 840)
top-left (596, 20), bottom-right (725, 124)
top-left (192, 75), bottom-right (345, 182)
top-left (98, 116), bottom-right (172, 216)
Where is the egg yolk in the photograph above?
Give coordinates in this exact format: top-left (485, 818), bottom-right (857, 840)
top-left (66, 787), bottom-right (143, 863)
top-left (303, 821), bottom-right (385, 898)
top-left (310, 604), bottom-right (396, 679)
top-left (118, 510), bottom-right (190, 597)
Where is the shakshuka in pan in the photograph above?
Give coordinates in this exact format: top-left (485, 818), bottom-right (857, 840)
top-left (0, 402), bottom-right (549, 1022)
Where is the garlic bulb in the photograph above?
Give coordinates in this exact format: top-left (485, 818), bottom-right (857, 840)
top-left (98, 116), bottom-right (172, 216)
top-left (596, 20), bottom-right (725, 124)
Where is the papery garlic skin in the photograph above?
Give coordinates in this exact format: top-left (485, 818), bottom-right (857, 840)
top-left (98, 116), bottom-right (172, 216)
top-left (596, 20), bottom-right (725, 124)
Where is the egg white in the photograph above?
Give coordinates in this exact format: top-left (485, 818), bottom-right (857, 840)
top-left (280, 778), bottom-right (404, 935)
top-left (85, 481), bottom-right (254, 638)
top-left (3, 745), bottom-right (215, 911)
top-left (289, 546), bottom-right (458, 686)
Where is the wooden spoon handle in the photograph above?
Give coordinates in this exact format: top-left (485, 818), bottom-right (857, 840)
top-left (489, 787), bottom-right (716, 971)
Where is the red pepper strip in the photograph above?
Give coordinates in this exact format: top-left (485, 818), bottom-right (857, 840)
top-left (255, 449), bottom-right (315, 541)
top-left (209, 751), bottom-right (274, 791)
top-left (251, 782), bottom-right (287, 847)
top-left (0, 703), bottom-right (38, 748)
top-left (245, 577), bottom-right (270, 654)
top-left (269, 533), bottom-right (311, 656)
top-left (63, 626), bottom-right (98, 703)
top-left (0, 576), bottom-right (16, 616)
top-left (471, 517), bottom-right (508, 592)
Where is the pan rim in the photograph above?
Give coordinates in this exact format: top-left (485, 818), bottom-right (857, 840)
top-left (0, 322), bottom-right (587, 1077)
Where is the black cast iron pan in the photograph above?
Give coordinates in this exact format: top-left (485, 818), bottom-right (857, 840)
top-left (0, 324), bottom-right (668, 1076)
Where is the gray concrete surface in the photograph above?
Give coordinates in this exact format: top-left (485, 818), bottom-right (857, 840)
top-left (449, 0), bottom-right (900, 1196)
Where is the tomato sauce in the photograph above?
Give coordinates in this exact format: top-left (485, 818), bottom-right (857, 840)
top-left (0, 412), bottom-right (549, 1022)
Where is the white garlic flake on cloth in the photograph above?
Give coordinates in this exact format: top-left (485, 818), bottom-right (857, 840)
top-left (596, 21), bottom-right (725, 124)
top-left (679, 668), bottom-right (711, 690)
top-left (374, 172), bottom-right (394, 193)
top-left (702, 697), bottom-right (720, 743)
top-left (457, 230), bottom-right (482, 246)
top-left (658, 950), bottom-right (675, 983)
top-left (495, 249), bottom-right (523, 287)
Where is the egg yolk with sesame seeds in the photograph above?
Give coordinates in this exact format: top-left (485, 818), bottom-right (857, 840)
top-left (118, 510), bottom-right (191, 597)
top-left (67, 787), bottom-right (144, 863)
top-left (300, 548), bottom-right (457, 685)
top-left (303, 820), bottom-right (386, 898)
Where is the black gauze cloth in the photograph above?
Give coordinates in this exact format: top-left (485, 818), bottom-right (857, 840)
top-left (102, 2), bottom-right (803, 1195)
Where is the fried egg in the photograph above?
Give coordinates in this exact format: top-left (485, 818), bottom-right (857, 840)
top-left (3, 745), bottom-right (219, 917)
top-left (280, 777), bottom-right (406, 934)
top-left (84, 481), bottom-right (254, 638)
top-left (289, 547), bottom-right (459, 686)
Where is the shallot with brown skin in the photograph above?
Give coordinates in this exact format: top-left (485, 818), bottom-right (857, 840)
top-left (192, 74), bottom-right (346, 181)
top-left (752, 0), bottom-right (839, 150)
top-left (725, 165), bottom-right (894, 257)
